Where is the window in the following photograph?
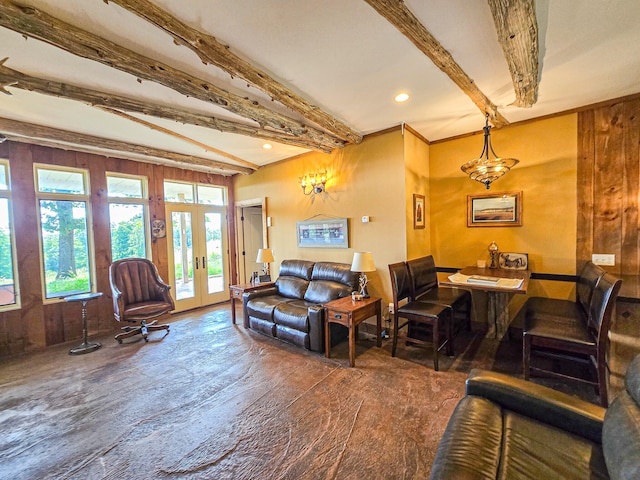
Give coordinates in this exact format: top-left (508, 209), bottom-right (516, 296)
top-left (164, 181), bottom-right (195, 203)
top-left (107, 174), bottom-right (149, 261)
top-left (164, 180), bottom-right (226, 205)
top-left (35, 165), bottom-right (94, 299)
top-left (0, 160), bottom-right (19, 309)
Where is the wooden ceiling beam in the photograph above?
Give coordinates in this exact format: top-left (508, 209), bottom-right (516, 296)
top-left (0, 61), bottom-right (337, 153)
top-left (95, 106), bottom-right (259, 170)
top-left (488, 0), bottom-right (539, 108)
top-left (0, 117), bottom-right (254, 175)
top-left (363, 0), bottom-right (510, 128)
top-left (0, 1), bottom-right (344, 150)
top-left (105, 0), bottom-right (363, 145)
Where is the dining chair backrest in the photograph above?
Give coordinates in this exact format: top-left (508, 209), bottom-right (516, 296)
top-left (588, 272), bottom-right (622, 347)
top-left (389, 262), bottom-right (412, 306)
top-left (406, 255), bottom-right (438, 298)
top-left (576, 261), bottom-right (606, 319)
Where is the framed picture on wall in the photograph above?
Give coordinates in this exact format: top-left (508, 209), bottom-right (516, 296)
top-left (296, 218), bottom-right (349, 248)
top-left (413, 194), bottom-right (425, 229)
top-left (467, 191), bottom-right (522, 227)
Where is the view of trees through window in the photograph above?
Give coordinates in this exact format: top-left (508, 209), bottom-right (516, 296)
top-left (40, 200), bottom-right (90, 297)
top-left (0, 189), bottom-right (17, 307)
top-left (108, 174), bottom-right (148, 261)
top-left (36, 166), bottom-right (93, 299)
top-left (110, 204), bottom-right (146, 261)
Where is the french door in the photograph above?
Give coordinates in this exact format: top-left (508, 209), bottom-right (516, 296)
top-left (166, 204), bottom-right (229, 312)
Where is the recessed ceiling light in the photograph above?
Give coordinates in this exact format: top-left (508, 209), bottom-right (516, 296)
top-left (262, 143), bottom-right (272, 149)
top-left (394, 92), bottom-right (410, 103)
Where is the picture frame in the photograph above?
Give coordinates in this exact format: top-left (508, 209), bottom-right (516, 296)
top-left (467, 191), bottom-right (522, 227)
top-left (413, 194), bottom-right (425, 229)
top-left (296, 218), bottom-right (349, 248)
top-left (499, 252), bottom-right (528, 270)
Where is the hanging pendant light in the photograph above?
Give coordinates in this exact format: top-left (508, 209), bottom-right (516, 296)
top-left (461, 114), bottom-right (519, 189)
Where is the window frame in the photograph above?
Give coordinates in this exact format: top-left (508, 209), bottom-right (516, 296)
top-left (34, 164), bottom-right (96, 303)
top-left (0, 159), bottom-right (20, 312)
top-left (164, 180), bottom-right (227, 206)
top-left (106, 172), bottom-right (151, 261)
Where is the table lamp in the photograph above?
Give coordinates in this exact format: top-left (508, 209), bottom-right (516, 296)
top-left (256, 248), bottom-right (274, 281)
top-left (351, 251), bottom-right (376, 298)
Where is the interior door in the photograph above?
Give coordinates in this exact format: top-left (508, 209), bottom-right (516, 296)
top-left (242, 206), bottom-right (264, 283)
top-left (166, 204), bottom-right (229, 312)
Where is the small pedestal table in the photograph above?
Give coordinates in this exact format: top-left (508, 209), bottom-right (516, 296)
top-left (65, 292), bottom-right (103, 355)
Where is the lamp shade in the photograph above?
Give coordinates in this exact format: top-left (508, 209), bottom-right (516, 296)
top-left (351, 252), bottom-right (375, 272)
top-left (256, 248), bottom-right (274, 263)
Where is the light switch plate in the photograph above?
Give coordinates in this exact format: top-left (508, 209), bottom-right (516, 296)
top-left (592, 253), bottom-right (615, 266)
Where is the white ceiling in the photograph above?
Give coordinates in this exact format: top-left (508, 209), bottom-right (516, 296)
top-left (1, 0), bottom-right (639, 174)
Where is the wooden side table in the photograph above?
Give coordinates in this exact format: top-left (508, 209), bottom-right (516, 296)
top-left (229, 282), bottom-right (275, 324)
top-left (324, 296), bottom-right (382, 367)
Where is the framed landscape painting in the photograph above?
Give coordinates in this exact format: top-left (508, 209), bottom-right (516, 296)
top-left (467, 192), bottom-right (522, 227)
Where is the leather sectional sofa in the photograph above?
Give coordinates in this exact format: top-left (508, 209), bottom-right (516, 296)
top-left (243, 259), bottom-right (358, 352)
top-left (430, 355), bottom-right (640, 479)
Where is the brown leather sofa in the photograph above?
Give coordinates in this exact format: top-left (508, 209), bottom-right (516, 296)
top-left (430, 355), bottom-right (640, 479)
top-left (243, 260), bottom-right (358, 352)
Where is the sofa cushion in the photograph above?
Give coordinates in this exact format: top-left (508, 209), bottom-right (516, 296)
top-left (500, 410), bottom-right (607, 479)
top-left (431, 395), bottom-right (608, 480)
top-left (246, 294), bottom-right (286, 320)
top-left (311, 261), bottom-right (358, 286)
top-left (248, 317), bottom-right (276, 337)
top-left (279, 259), bottom-right (314, 280)
top-left (275, 276), bottom-right (310, 299)
top-left (274, 300), bottom-right (311, 331)
top-left (275, 324), bottom-right (309, 349)
top-left (304, 280), bottom-right (350, 303)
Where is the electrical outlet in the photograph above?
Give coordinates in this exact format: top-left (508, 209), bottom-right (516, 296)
top-left (592, 253), bottom-right (615, 266)
top-left (388, 302), bottom-right (394, 315)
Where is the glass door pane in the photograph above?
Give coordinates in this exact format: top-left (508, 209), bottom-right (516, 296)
top-left (171, 210), bottom-right (194, 301)
top-left (204, 212), bottom-right (224, 294)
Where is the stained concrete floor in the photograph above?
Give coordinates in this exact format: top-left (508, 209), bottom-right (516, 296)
top-left (0, 304), bottom-right (597, 480)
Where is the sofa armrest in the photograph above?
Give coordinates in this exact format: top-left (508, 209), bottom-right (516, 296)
top-left (466, 369), bottom-right (605, 443)
top-left (307, 305), bottom-right (324, 352)
top-left (242, 287), bottom-right (279, 327)
top-left (242, 287), bottom-right (278, 304)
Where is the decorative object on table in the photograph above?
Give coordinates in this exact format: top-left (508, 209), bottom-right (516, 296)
top-left (151, 218), bottom-right (166, 238)
top-left (298, 170), bottom-right (327, 195)
top-left (460, 113), bottom-right (519, 189)
top-left (413, 194), bottom-right (425, 229)
top-left (488, 241), bottom-right (499, 269)
top-left (255, 247), bottom-right (274, 280)
top-left (351, 251), bottom-right (376, 298)
top-left (467, 191), bottom-right (522, 227)
top-left (499, 252), bottom-right (528, 270)
top-left (296, 217), bottom-right (348, 248)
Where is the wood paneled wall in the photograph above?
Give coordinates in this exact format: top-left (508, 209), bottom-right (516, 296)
top-left (578, 96), bottom-right (640, 274)
top-left (0, 142), bottom-right (235, 357)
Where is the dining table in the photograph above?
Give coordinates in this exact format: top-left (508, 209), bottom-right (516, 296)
top-left (439, 266), bottom-right (531, 339)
